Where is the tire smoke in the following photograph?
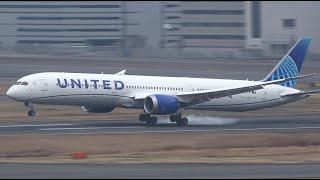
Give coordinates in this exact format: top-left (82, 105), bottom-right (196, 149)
top-left (186, 115), bottom-right (239, 125)
top-left (157, 115), bottom-right (239, 125)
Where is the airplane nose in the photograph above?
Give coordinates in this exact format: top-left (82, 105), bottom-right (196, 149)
top-left (6, 86), bottom-right (16, 100)
top-left (6, 86), bottom-right (27, 101)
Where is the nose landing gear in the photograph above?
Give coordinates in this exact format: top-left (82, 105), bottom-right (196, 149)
top-left (27, 110), bottom-right (36, 117)
top-left (24, 102), bottom-right (36, 117)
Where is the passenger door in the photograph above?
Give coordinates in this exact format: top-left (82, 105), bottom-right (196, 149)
top-left (39, 79), bottom-right (48, 92)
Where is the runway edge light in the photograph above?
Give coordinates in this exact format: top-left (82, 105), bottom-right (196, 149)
top-left (71, 152), bottom-right (88, 159)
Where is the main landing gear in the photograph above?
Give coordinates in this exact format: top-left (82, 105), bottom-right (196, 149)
top-left (139, 113), bottom-right (189, 126)
top-left (170, 114), bottom-right (188, 126)
top-left (139, 114), bottom-right (157, 126)
top-left (24, 102), bottom-right (36, 117)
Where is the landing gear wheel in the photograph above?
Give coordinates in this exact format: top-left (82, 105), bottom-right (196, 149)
top-left (176, 118), bottom-right (188, 126)
top-left (170, 114), bottom-right (181, 123)
top-left (170, 115), bottom-right (177, 122)
top-left (139, 114), bottom-right (149, 121)
top-left (139, 113), bottom-right (157, 126)
top-left (170, 114), bottom-right (188, 126)
top-left (28, 110), bottom-right (36, 117)
top-left (25, 102), bottom-right (36, 117)
top-left (146, 116), bottom-right (157, 126)
top-left (181, 118), bottom-right (188, 126)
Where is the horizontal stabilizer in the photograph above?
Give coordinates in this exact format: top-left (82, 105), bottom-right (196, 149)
top-left (281, 89), bottom-right (320, 97)
top-left (304, 89), bottom-right (320, 94)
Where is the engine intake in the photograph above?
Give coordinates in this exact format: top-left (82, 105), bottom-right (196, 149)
top-left (144, 94), bottom-right (180, 115)
top-left (82, 105), bottom-right (114, 113)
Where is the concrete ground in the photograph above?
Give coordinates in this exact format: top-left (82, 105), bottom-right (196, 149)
top-left (3, 163), bottom-right (320, 179)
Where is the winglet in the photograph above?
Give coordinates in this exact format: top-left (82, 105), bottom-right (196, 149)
top-left (115, 70), bottom-right (127, 75)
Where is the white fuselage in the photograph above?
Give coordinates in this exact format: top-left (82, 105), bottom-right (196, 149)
top-left (7, 72), bottom-right (306, 112)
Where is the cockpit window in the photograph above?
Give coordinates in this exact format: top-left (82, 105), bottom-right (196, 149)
top-left (14, 81), bottom-right (21, 85)
top-left (21, 82), bottom-right (28, 86)
top-left (13, 81), bottom-right (28, 86)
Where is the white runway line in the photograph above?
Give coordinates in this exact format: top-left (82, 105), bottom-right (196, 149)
top-left (38, 126), bottom-right (320, 133)
top-left (0, 124), bottom-right (74, 128)
top-left (39, 126), bottom-right (140, 131)
top-left (0, 126), bottom-right (319, 137)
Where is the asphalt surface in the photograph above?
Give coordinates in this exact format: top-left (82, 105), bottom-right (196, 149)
top-left (0, 115), bottom-right (320, 136)
top-left (1, 163), bottom-right (320, 178)
top-left (1, 116), bottom-right (320, 179)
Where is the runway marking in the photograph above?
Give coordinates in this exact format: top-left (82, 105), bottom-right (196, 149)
top-left (0, 126), bottom-right (319, 137)
top-left (35, 126), bottom-right (320, 134)
top-left (39, 126), bottom-right (140, 131)
top-left (39, 126), bottom-right (320, 132)
top-left (0, 124), bottom-right (74, 128)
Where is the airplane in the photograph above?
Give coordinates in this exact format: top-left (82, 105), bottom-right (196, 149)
top-left (6, 37), bottom-right (320, 126)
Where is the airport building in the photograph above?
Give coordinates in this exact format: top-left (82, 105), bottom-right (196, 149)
top-left (0, 1), bottom-right (319, 58)
top-left (0, 1), bottom-right (140, 54)
top-left (256, 1), bottom-right (320, 57)
top-left (161, 1), bottom-right (320, 58)
top-left (161, 1), bottom-right (246, 54)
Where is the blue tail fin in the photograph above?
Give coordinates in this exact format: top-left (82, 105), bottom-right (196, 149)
top-left (263, 37), bottom-right (312, 88)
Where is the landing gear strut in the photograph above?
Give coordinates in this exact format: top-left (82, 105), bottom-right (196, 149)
top-left (170, 114), bottom-right (188, 126)
top-left (139, 114), bottom-right (157, 126)
top-left (24, 102), bottom-right (36, 117)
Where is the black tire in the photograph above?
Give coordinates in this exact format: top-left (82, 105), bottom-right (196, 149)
top-left (151, 116), bottom-right (157, 125)
top-left (170, 115), bottom-right (176, 122)
top-left (28, 110), bottom-right (36, 117)
top-left (181, 118), bottom-right (188, 126)
top-left (146, 116), bottom-right (157, 126)
top-left (176, 118), bottom-right (188, 126)
top-left (139, 114), bottom-right (146, 121)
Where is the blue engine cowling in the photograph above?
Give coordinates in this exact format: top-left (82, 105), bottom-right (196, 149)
top-left (144, 94), bottom-right (180, 115)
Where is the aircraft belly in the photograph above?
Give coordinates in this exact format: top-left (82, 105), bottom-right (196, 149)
top-left (30, 94), bottom-right (119, 106)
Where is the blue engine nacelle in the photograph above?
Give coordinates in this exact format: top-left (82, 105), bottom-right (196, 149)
top-left (144, 94), bottom-right (180, 115)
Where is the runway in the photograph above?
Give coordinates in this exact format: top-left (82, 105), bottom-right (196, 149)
top-left (0, 115), bottom-right (320, 136)
top-left (1, 162), bottom-right (320, 178)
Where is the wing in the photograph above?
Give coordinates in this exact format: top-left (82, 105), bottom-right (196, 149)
top-left (132, 73), bottom-right (315, 104)
top-left (175, 73), bottom-right (316, 104)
